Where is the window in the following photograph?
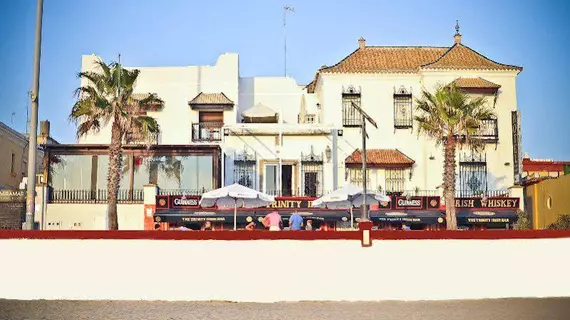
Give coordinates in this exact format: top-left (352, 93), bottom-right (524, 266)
top-left (458, 153), bottom-right (488, 197)
top-left (394, 86), bottom-right (413, 129)
top-left (385, 169), bottom-right (406, 193)
top-left (234, 150), bottom-right (256, 189)
top-left (133, 155), bottom-right (213, 191)
top-left (305, 114), bottom-right (316, 123)
top-left (10, 153), bottom-right (16, 175)
top-left (342, 86), bottom-right (361, 127)
top-left (347, 168), bottom-right (372, 189)
top-left (473, 119), bottom-right (498, 141)
top-left (301, 148), bottom-right (323, 197)
top-left (265, 164), bottom-right (278, 195)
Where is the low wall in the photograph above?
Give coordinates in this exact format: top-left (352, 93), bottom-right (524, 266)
top-left (44, 204), bottom-right (144, 230)
top-left (1, 231), bottom-right (569, 302)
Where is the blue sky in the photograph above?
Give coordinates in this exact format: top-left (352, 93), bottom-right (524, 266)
top-left (1, 0), bottom-right (569, 159)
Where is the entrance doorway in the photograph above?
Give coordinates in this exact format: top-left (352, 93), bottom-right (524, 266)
top-left (264, 163), bottom-right (294, 196)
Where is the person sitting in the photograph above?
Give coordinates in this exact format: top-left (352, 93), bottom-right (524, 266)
top-left (305, 219), bottom-right (313, 231)
top-left (245, 221), bottom-right (256, 231)
top-left (201, 221), bottom-right (213, 231)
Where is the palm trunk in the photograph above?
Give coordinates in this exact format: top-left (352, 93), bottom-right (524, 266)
top-left (107, 121), bottom-right (123, 230)
top-left (443, 137), bottom-right (458, 230)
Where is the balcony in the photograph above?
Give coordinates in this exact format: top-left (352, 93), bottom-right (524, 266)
top-left (124, 132), bottom-right (158, 145)
top-left (472, 119), bottom-right (498, 141)
top-left (191, 122), bottom-right (223, 142)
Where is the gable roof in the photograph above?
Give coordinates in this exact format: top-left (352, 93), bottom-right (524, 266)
top-left (421, 43), bottom-right (522, 71)
top-left (306, 41), bottom-right (522, 93)
top-left (321, 47), bottom-right (448, 74)
top-left (345, 149), bottom-right (415, 168)
top-left (452, 77), bottom-right (501, 89)
top-left (189, 92), bottom-right (234, 105)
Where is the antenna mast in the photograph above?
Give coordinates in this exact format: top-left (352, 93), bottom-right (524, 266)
top-left (283, 5), bottom-right (294, 77)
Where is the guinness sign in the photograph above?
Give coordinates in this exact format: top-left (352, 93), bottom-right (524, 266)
top-left (394, 197), bottom-right (424, 210)
top-left (171, 195), bottom-right (200, 209)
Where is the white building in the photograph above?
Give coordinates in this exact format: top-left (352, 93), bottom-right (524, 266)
top-left (42, 28), bottom-right (524, 229)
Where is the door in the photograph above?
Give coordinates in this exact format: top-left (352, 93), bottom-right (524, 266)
top-left (304, 172), bottom-right (318, 197)
top-left (282, 165), bottom-right (293, 196)
top-left (264, 164), bottom-right (278, 195)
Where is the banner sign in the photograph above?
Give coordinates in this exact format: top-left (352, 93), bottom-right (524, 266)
top-left (376, 196), bottom-right (441, 210)
top-left (156, 195), bottom-right (316, 210)
top-left (454, 198), bottom-right (520, 209)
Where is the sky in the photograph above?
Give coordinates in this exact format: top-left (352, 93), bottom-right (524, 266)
top-left (0, 0), bottom-right (569, 160)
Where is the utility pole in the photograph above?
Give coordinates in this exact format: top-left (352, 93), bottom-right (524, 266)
top-left (283, 5), bottom-right (294, 77)
top-left (24, 0), bottom-right (44, 230)
top-left (351, 102), bottom-right (378, 221)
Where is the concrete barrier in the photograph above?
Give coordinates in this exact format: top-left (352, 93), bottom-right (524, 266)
top-left (1, 236), bottom-right (569, 302)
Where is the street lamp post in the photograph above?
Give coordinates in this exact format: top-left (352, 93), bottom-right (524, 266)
top-left (24, 0), bottom-right (44, 230)
top-left (351, 102), bottom-right (378, 221)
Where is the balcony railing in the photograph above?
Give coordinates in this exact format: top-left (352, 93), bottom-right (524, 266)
top-left (472, 119), bottom-right (498, 141)
top-left (192, 122), bottom-right (223, 142)
top-left (158, 188), bottom-right (211, 196)
top-left (455, 189), bottom-right (510, 198)
top-left (49, 189), bottom-right (144, 203)
top-left (124, 132), bottom-right (159, 145)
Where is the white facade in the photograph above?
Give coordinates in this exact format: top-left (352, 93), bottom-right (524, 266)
top-left (75, 34), bottom-right (522, 199)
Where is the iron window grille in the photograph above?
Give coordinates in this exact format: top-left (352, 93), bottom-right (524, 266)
top-left (385, 169), bottom-right (406, 193)
top-left (393, 86), bottom-right (413, 129)
top-left (347, 168), bottom-right (373, 189)
top-left (301, 147), bottom-right (323, 197)
top-left (458, 153), bottom-right (488, 197)
top-left (234, 149), bottom-right (256, 189)
top-left (342, 86), bottom-right (362, 127)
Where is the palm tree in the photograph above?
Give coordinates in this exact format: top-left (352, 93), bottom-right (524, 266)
top-left (70, 58), bottom-right (163, 230)
top-left (415, 84), bottom-right (495, 230)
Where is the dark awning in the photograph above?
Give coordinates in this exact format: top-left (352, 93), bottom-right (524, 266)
top-left (154, 210), bottom-right (255, 224)
top-left (255, 210), bottom-right (350, 222)
top-left (456, 209), bottom-right (518, 225)
top-left (369, 210), bottom-right (445, 224)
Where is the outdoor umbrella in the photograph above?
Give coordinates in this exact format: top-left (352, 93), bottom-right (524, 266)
top-left (312, 184), bottom-right (391, 229)
top-left (199, 183), bottom-right (275, 230)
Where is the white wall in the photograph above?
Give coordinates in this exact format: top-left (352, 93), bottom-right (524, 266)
top-left (78, 53), bottom-right (239, 145)
top-left (44, 204), bottom-right (144, 230)
top-left (1, 238), bottom-right (568, 302)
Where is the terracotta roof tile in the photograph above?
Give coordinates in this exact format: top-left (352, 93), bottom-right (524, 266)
top-left (189, 92), bottom-right (234, 105)
top-left (452, 77), bottom-right (501, 89)
top-left (422, 44), bottom-right (522, 71)
top-left (345, 149), bottom-right (415, 167)
top-left (322, 47), bottom-right (448, 74)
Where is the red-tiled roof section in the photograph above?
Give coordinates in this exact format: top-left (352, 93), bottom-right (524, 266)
top-left (321, 47), bottom-right (448, 74)
top-left (452, 77), bottom-right (501, 89)
top-left (422, 44), bottom-right (522, 71)
top-left (345, 149), bottom-right (415, 167)
top-left (189, 92), bottom-right (234, 105)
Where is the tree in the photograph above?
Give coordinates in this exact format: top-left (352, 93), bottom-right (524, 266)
top-left (513, 209), bottom-right (532, 230)
top-left (548, 214), bottom-right (570, 230)
top-left (415, 84), bottom-right (495, 230)
top-left (70, 58), bottom-right (163, 230)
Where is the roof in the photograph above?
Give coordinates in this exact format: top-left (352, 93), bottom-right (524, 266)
top-left (422, 44), bottom-right (522, 71)
top-left (306, 41), bottom-right (522, 93)
top-left (345, 149), bottom-right (415, 167)
top-left (189, 92), bottom-right (234, 105)
top-left (452, 77), bottom-right (501, 89)
top-left (321, 46), bottom-right (448, 74)
top-left (242, 103), bottom-right (277, 118)
top-left (523, 158), bottom-right (570, 172)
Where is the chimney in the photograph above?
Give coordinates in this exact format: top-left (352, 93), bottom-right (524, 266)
top-left (358, 37), bottom-right (366, 50)
top-left (39, 120), bottom-right (50, 137)
top-left (454, 20), bottom-right (462, 44)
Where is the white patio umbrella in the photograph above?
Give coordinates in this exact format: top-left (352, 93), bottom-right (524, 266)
top-left (312, 184), bottom-right (391, 229)
top-left (199, 183), bottom-right (275, 230)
